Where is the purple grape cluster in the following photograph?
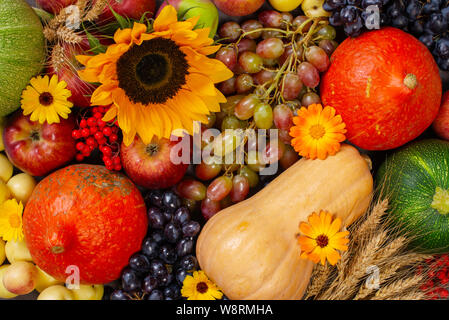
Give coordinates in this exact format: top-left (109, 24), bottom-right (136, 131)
top-left (110, 190), bottom-right (202, 300)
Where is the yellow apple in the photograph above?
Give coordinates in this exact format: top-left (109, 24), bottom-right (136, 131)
top-left (2, 261), bottom-right (38, 295)
top-left (7, 173), bottom-right (36, 204)
top-left (70, 284), bottom-right (104, 300)
top-left (38, 285), bottom-right (74, 300)
top-left (0, 154), bottom-right (13, 183)
top-left (0, 180), bottom-right (11, 205)
top-left (35, 266), bottom-right (63, 293)
top-left (5, 239), bottom-right (33, 263)
top-left (0, 265), bottom-right (18, 299)
top-left (301, 0), bottom-right (332, 18)
top-left (269, 0), bottom-right (303, 12)
top-left (0, 239), bottom-right (5, 265)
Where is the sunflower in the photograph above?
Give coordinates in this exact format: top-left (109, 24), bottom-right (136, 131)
top-left (0, 199), bottom-right (24, 242)
top-left (21, 75), bottom-right (73, 125)
top-left (298, 210), bottom-right (350, 266)
top-left (181, 270), bottom-right (223, 300)
top-left (289, 104), bottom-right (347, 160)
top-left (76, 5), bottom-right (233, 146)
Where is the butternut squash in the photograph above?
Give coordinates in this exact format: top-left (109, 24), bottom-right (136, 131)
top-left (196, 144), bottom-right (373, 300)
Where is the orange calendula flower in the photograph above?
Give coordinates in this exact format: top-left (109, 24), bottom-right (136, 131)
top-left (298, 210), bottom-right (350, 266)
top-left (76, 5), bottom-right (233, 146)
top-left (289, 104), bottom-right (347, 160)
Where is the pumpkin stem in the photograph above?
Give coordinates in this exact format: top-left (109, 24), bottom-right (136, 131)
top-left (48, 227), bottom-right (71, 255)
top-left (431, 187), bottom-right (449, 215)
top-left (403, 74), bottom-right (418, 90)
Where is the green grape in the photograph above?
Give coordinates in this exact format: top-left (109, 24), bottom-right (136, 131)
top-left (246, 150), bottom-right (266, 172)
top-left (238, 166), bottom-right (260, 188)
top-left (316, 25), bottom-right (337, 40)
top-left (254, 103), bottom-right (274, 129)
top-left (221, 95), bottom-right (245, 115)
top-left (221, 115), bottom-right (247, 130)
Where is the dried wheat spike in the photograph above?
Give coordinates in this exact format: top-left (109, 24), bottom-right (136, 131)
top-left (371, 274), bottom-right (425, 300)
top-left (304, 263), bottom-right (331, 299)
top-left (43, 26), bottom-right (57, 42)
top-left (56, 25), bottom-right (83, 44)
top-left (83, 0), bottom-right (108, 22)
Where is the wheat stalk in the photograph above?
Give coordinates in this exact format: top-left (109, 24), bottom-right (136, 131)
top-left (56, 25), bottom-right (83, 44)
top-left (304, 263), bottom-right (331, 299)
top-left (394, 289), bottom-right (427, 300)
top-left (83, 0), bottom-right (108, 22)
top-left (371, 274), bottom-right (425, 300)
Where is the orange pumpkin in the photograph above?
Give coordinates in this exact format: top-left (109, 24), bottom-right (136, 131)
top-left (23, 164), bottom-right (148, 284)
top-left (320, 27), bottom-right (442, 151)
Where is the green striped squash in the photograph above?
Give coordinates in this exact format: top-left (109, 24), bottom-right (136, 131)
top-left (377, 139), bottom-right (449, 253)
top-left (0, 0), bottom-right (45, 116)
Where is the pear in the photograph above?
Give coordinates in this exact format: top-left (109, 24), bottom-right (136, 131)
top-left (301, 0), bottom-right (332, 18)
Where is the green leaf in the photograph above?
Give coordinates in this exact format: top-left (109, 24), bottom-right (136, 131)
top-left (107, 3), bottom-right (132, 29)
top-left (83, 27), bottom-right (107, 54)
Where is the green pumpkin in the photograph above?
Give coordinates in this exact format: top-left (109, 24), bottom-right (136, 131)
top-left (377, 139), bottom-right (449, 253)
top-left (0, 0), bottom-right (45, 116)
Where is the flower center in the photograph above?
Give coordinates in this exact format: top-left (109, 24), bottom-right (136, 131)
top-left (316, 234), bottom-right (329, 248)
top-left (196, 282), bottom-right (209, 294)
top-left (39, 92), bottom-right (54, 106)
top-left (8, 214), bottom-right (21, 228)
top-left (116, 38), bottom-right (189, 105)
top-left (309, 124), bottom-right (326, 140)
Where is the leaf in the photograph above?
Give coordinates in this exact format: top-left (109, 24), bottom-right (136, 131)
top-left (106, 3), bottom-right (132, 29)
top-left (83, 27), bottom-right (107, 54)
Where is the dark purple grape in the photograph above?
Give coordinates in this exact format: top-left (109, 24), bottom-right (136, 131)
top-left (347, 0), bottom-right (361, 5)
top-left (181, 221), bottom-right (201, 237)
top-left (149, 230), bottom-right (164, 244)
top-left (177, 255), bottom-right (198, 271)
top-left (428, 13), bottom-right (448, 34)
top-left (175, 269), bottom-right (191, 285)
top-left (176, 237), bottom-right (194, 257)
top-left (340, 6), bottom-right (359, 24)
top-left (110, 289), bottom-right (129, 300)
top-left (162, 191), bottom-right (181, 211)
top-left (419, 33), bottom-right (435, 50)
top-left (162, 209), bottom-right (173, 222)
top-left (422, 0), bottom-right (441, 15)
top-left (344, 16), bottom-right (364, 37)
top-left (149, 259), bottom-right (168, 279)
top-left (391, 15), bottom-right (409, 29)
top-left (326, 0), bottom-right (346, 9)
top-left (387, 3), bottom-right (402, 19)
top-left (158, 272), bottom-right (174, 287)
top-left (442, 7), bottom-right (449, 20)
top-left (173, 207), bottom-right (190, 226)
top-left (405, 1), bottom-right (422, 20)
top-left (146, 190), bottom-right (163, 207)
top-left (437, 56), bottom-right (449, 71)
top-left (323, 2), bottom-right (335, 12)
top-left (380, 13), bottom-right (390, 25)
top-left (147, 290), bottom-right (164, 300)
top-left (142, 275), bottom-right (159, 294)
top-left (142, 238), bottom-right (158, 259)
top-left (409, 20), bottom-right (424, 35)
top-left (436, 38), bottom-right (449, 59)
top-left (147, 207), bottom-right (166, 229)
top-left (163, 284), bottom-right (181, 300)
top-left (361, 0), bottom-right (384, 9)
top-left (159, 243), bottom-right (177, 264)
top-left (121, 267), bottom-right (141, 292)
top-left (129, 253), bottom-right (151, 273)
top-left (329, 11), bottom-right (344, 26)
top-left (164, 222), bottom-right (182, 243)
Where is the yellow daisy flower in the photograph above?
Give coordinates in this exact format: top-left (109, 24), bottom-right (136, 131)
top-left (76, 5), bottom-right (233, 146)
top-left (0, 199), bottom-right (24, 242)
top-left (20, 74), bottom-right (73, 125)
top-left (298, 210), bottom-right (350, 266)
top-left (289, 104), bottom-right (347, 160)
top-left (181, 270), bottom-right (223, 300)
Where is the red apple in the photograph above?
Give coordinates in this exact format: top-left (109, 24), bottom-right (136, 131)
top-left (213, 0), bottom-right (265, 17)
top-left (433, 91), bottom-right (449, 140)
top-left (47, 35), bottom-right (113, 108)
top-left (94, 0), bottom-right (156, 23)
top-left (121, 135), bottom-right (189, 189)
top-left (3, 112), bottom-right (77, 177)
top-left (36, 0), bottom-right (77, 14)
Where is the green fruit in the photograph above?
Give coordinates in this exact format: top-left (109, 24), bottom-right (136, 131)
top-left (0, 0), bottom-right (45, 116)
top-left (377, 139), bottom-right (449, 253)
top-left (177, 0), bottom-right (219, 38)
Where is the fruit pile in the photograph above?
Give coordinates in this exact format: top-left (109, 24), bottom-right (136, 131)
top-left (0, 0), bottom-right (448, 302)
